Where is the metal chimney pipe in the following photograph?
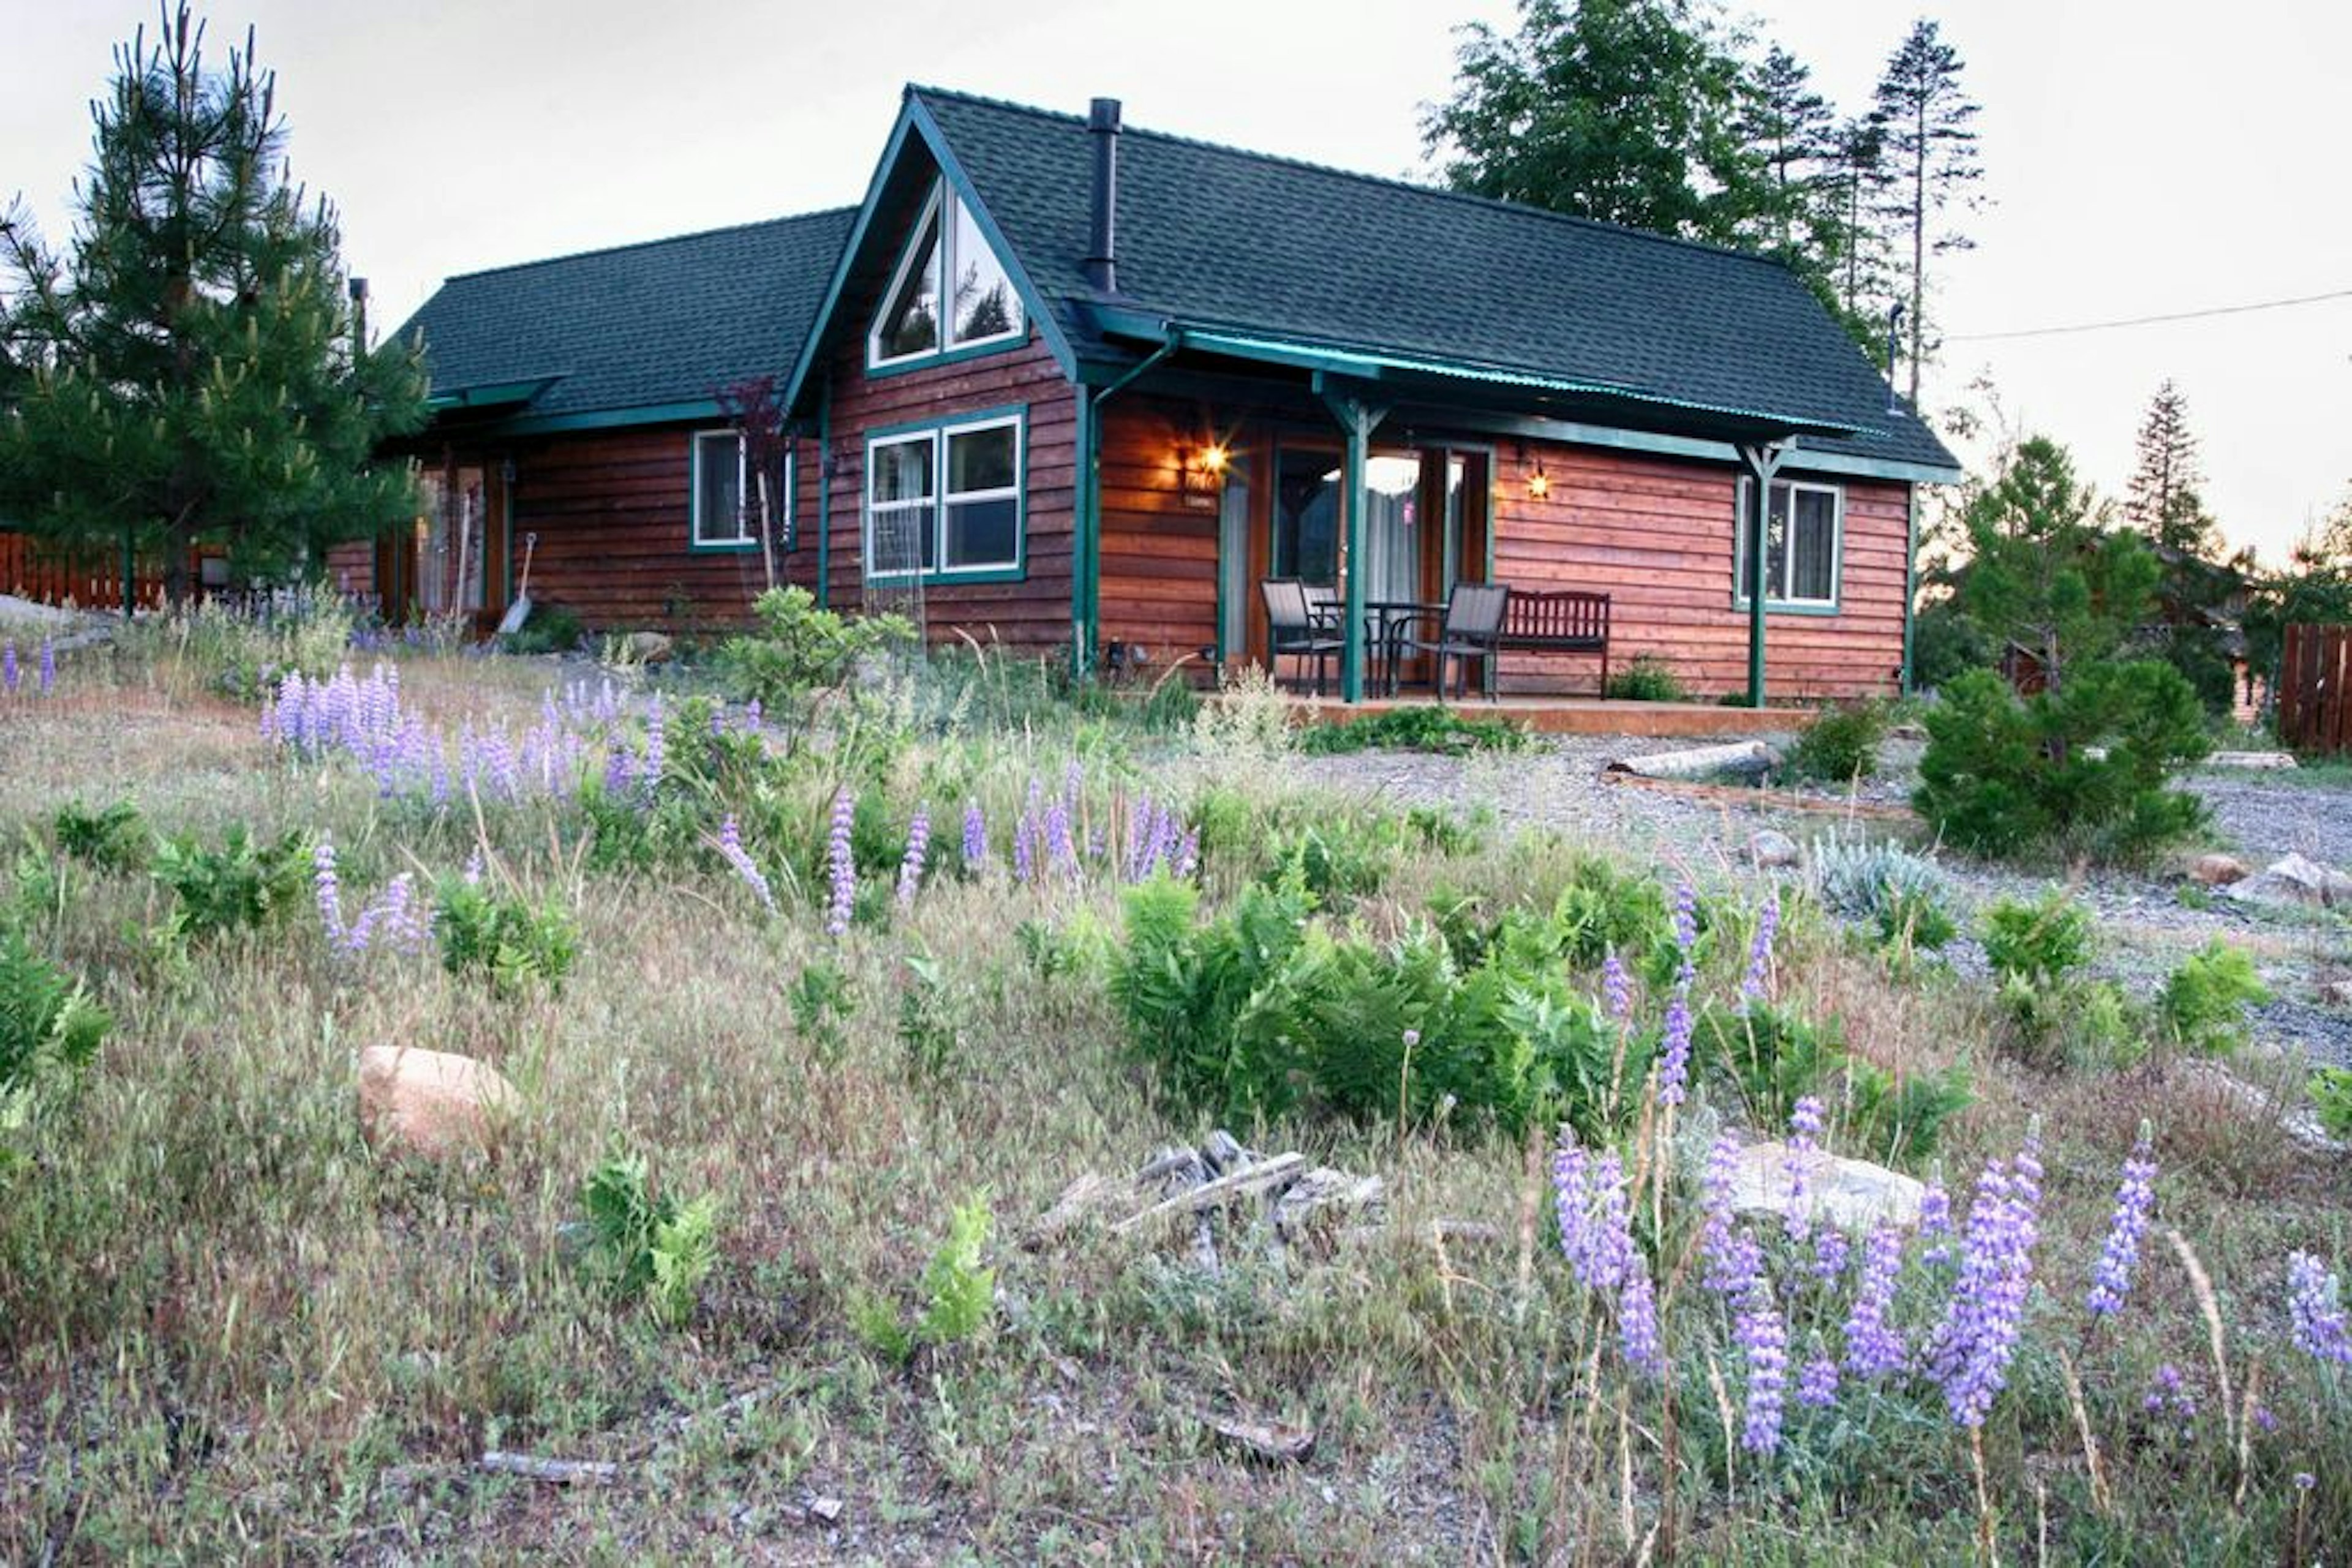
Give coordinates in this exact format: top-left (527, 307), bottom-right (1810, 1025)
top-left (1084, 97), bottom-right (1121, 293)
top-left (1884, 302), bottom-right (1905, 414)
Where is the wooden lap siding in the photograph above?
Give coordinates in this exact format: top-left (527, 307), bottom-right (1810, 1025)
top-left (1493, 442), bottom-right (1907, 701)
top-left (815, 330), bottom-right (1078, 655)
top-left (496, 426), bottom-right (820, 631)
top-left (1096, 396), bottom-right (1219, 671)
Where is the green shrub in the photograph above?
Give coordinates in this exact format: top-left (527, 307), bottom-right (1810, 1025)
top-left (1786, 698), bottom-right (1889, 783)
top-left (432, 873), bottom-right (578, 994)
top-left (1, 929), bottom-right (109, 1099)
top-left (1112, 872), bottom-right (1647, 1139)
top-left (1298, 706), bottom-right (1529, 755)
top-left (1912, 664), bottom-right (2211, 860)
top-left (151, 824), bottom-right (309, 940)
top-left (500, 601), bottom-right (584, 656)
top-left (2157, 940), bottom-right (2271, 1055)
top-left (2312, 1067), bottom-right (2352, 1141)
top-left (52, 799), bottom-right (150, 872)
top-left (1982, 892), bottom-right (2094, 985)
top-left (853, 1191), bottom-right (997, 1363)
top-left (1604, 654), bottom-right (1689, 704)
top-left (720, 586), bottom-right (913, 710)
top-left (573, 1155), bottom-right (719, 1329)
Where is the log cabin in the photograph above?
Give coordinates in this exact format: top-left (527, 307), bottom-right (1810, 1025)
top-left (380, 85), bottom-right (1961, 704)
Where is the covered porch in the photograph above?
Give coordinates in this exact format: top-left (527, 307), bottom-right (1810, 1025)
top-left (1077, 318), bottom-right (1875, 708)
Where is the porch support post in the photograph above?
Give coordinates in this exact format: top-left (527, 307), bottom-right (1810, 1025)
top-left (1317, 379), bottom-right (1387, 704)
top-left (1740, 440), bottom-right (1789, 710)
top-left (815, 373), bottom-right (832, 608)
top-left (1901, 483), bottom-right (1920, 695)
top-left (1076, 336), bottom-right (1180, 679)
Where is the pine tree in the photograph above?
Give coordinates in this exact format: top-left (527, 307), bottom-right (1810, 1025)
top-left (1829, 116), bottom-right (1894, 333)
top-left (1872, 20), bottom-right (1984, 405)
top-left (1742, 46), bottom-right (1836, 254)
top-left (2124, 380), bottom-right (2215, 556)
top-left (0, 6), bottom-right (426, 603)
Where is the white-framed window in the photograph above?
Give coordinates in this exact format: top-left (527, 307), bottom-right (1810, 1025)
top-left (864, 412), bottom-right (1023, 581)
top-left (1735, 478), bottom-right (1842, 609)
top-left (867, 181), bottom-right (1023, 369)
top-left (691, 429), bottom-right (750, 548)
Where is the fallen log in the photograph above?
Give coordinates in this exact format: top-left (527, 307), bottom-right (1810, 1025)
top-left (1110, 1152), bottom-right (1306, 1234)
top-left (1608, 740), bottom-right (1778, 780)
top-left (477, 1450), bottom-right (621, 1485)
top-left (1601, 771), bottom-right (1918, 821)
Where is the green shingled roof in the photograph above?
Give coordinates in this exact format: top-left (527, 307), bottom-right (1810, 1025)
top-left (907, 88), bottom-right (1954, 470)
top-left (396, 208), bottom-right (856, 424)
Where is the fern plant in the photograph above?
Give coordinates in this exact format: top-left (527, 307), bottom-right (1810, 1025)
top-left (433, 874), bottom-right (578, 994)
top-left (573, 1155), bottom-right (719, 1328)
top-left (151, 824), bottom-right (309, 940)
top-left (53, 799), bottom-right (150, 872)
top-left (2157, 940), bottom-right (2271, 1056)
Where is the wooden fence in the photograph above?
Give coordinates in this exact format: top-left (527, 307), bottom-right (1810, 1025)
top-left (2278, 623), bottom-right (2352, 755)
top-left (0, 531), bottom-right (168, 612)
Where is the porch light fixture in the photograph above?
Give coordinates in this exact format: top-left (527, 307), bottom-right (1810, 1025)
top-left (1527, 462), bottom-right (1550, 501)
top-left (1177, 440), bottom-right (1230, 508)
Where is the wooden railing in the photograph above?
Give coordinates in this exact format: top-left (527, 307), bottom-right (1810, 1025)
top-left (0, 532), bottom-right (168, 612)
top-left (2279, 623), bottom-right (2351, 755)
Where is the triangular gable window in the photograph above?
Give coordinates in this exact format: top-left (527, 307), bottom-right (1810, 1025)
top-left (868, 181), bottom-right (1023, 368)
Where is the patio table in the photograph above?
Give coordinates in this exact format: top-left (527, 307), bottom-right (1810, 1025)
top-left (1362, 598), bottom-right (1447, 696)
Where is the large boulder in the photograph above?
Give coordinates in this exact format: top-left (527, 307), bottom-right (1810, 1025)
top-left (358, 1046), bottom-right (518, 1158)
top-left (2190, 853), bottom-right (2248, 888)
top-left (1727, 1141), bottom-right (1926, 1231)
top-left (2224, 853), bottom-right (2352, 910)
top-left (624, 631), bottom-right (674, 665)
top-left (1749, 829), bottom-right (1801, 870)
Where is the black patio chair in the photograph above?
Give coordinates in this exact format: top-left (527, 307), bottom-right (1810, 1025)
top-left (1392, 582), bottom-right (1510, 703)
top-left (1261, 578), bottom-right (1342, 696)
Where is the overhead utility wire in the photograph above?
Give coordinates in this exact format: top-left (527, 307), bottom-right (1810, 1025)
top-left (1947, 286), bottom-right (2352, 342)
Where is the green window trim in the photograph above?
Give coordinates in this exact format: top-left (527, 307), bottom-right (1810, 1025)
top-left (1733, 475), bottom-right (1845, 615)
top-left (861, 404), bottom-right (1029, 587)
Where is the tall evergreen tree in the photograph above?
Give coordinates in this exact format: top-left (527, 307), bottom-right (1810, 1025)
top-left (2124, 380), bottom-right (2215, 556)
top-left (1872, 19), bottom-right (1984, 405)
top-left (1422, 0), bottom-right (1763, 246)
top-left (1829, 116), bottom-right (1894, 334)
top-left (1742, 45), bottom-right (1836, 254)
top-left (0, 6), bottom-right (425, 603)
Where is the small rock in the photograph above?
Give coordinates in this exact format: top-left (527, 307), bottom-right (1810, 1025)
top-left (2206, 750), bottom-right (2298, 770)
top-left (1194, 1409), bottom-right (1315, 1463)
top-left (2320, 979), bottom-right (2352, 1009)
top-left (2224, 853), bottom-right (2352, 910)
top-left (2190, 853), bottom-right (2249, 887)
top-left (1749, 829), bottom-right (1801, 869)
top-left (625, 630), bottom-right (674, 663)
top-left (358, 1046), bottom-right (518, 1159)
top-left (1728, 1142), bottom-right (1926, 1231)
top-left (806, 1496), bottom-right (843, 1524)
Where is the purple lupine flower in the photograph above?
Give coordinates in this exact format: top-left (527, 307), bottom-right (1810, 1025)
top-left (1813, 1225), bottom-right (1850, 1282)
top-left (313, 838), bottom-right (345, 947)
top-left (1672, 881), bottom-right (1699, 962)
top-left (1737, 1277), bottom-right (1790, 1456)
top-left (639, 694), bottom-right (666, 799)
top-left (897, 804), bottom-right (931, 909)
top-left (2086, 1124), bottom-right (2158, 1318)
top-left (2287, 1251), bottom-right (2352, 1365)
top-left (717, 814), bottom-right (776, 914)
top-left (1927, 1125), bottom-right (2045, 1427)
top-left (1174, 828), bottom-right (1200, 880)
top-left (962, 801), bottom-right (986, 869)
top-left (1601, 949), bottom-right (1631, 1023)
top-left (2, 642), bottom-right (17, 693)
top-left (38, 639), bottom-right (56, 695)
top-left (1743, 892), bottom-right (1780, 1001)
top-left (1699, 1132), bottom-right (1748, 1293)
top-left (1798, 1351), bottom-right (1841, 1409)
top-left (376, 873), bottom-right (428, 954)
top-left (463, 846), bottom-right (484, 886)
top-left (1656, 990), bottom-right (1694, 1108)
top-left (1013, 780), bottom-right (1041, 884)
top-left (601, 742), bottom-right (633, 798)
top-left (1709, 1224), bottom-right (1765, 1303)
top-left (1842, 1224), bottom-right (1908, 1379)
top-left (1919, 1166), bottom-right (1954, 1265)
top-left (1784, 1095), bottom-right (1825, 1242)
top-left (826, 787), bottom-right (857, 937)
top-left (1552, 1139), bottom-right (1593, 1276)
top-left (744, 698), bottom-right (763, 731)
top-left (1044, 794), bottom-right (1077, 876)
top-left (1618, 1259), bottom-right (1663, 1379)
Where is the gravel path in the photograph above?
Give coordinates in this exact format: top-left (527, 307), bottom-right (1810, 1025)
top-left (1292, 733), bottom-right (2352, 1066)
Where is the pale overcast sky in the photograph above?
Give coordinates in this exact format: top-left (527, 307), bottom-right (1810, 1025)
top-left (6, 0), bottom-right (2346, 562)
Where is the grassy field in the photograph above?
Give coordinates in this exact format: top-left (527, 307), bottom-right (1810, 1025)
top-left (1, 617), bottom-right (2346, 1564)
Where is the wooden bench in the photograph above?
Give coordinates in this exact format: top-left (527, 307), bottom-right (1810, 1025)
top-left (1493, 589), bottom-right (1611, 696)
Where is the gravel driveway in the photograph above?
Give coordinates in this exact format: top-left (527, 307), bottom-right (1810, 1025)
top-left (1292, 733), bottom-right (2352, 1065)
